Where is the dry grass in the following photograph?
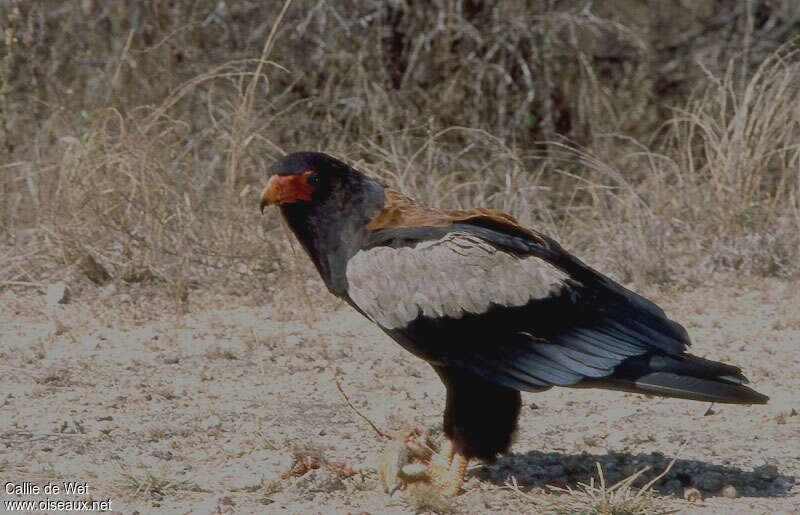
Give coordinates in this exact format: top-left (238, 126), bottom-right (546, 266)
top-left (553, 461), bottom-right (675, 515)
top-left (1, 1), bottom-right (799, 295)
top-left (116, 469), bottom-right (197, 501)
top-left (507, 459), bottom-right (677, 515)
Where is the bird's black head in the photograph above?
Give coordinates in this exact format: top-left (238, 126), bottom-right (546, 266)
top-left (260, 152), bottom-right (354, 213)
top-left (260, 151), bottom-right (385, 297)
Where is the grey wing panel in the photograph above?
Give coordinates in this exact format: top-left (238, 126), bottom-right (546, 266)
top-left (345, 232), bottom-right (568, 329)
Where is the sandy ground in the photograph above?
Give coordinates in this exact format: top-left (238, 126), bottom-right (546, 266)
top-left (1, 273), bottom-right (798, 514)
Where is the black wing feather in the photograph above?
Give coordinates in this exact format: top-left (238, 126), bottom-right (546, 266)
top-left (358, 222), bottom-right (768, 405)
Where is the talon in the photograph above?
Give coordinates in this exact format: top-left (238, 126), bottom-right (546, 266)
top-left (427, 438), bottom-right (468, 496)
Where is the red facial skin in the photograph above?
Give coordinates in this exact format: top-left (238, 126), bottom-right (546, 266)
top-left (260, 170), bottom-right (317, 211)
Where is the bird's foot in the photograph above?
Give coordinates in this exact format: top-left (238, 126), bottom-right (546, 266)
top-left (377, 428), bottom-right (466, 497)
top-left (376, 426), bottom-right (432, 495)
top-left (426, 438), bottom-right (467, 497)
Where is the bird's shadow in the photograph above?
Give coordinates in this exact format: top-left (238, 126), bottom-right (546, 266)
top-left (472, 449), bottom-right (795, 498)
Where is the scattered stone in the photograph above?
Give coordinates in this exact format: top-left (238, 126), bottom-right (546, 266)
top-left (259, 498), bottom-right (274, 505)
top-left (99, 283), bottom-right (117, 298)
top-left (285, 335), bottom-right (303, 346)
top-left (219, 496), bottom-right (235, 506)
top-left (775, 412), bottom-right (790, 424)
top-left (605, 431), bottom-right (627, 449)
top-left (295, 470), bottom-right (345, 493)
top-left (582, 435), bottom-right (600, 447)
top-left (703, 405), bottom-right (715, 416)
top-left (53, 318), bottom-right (69, 336)
top-left (122, 266), bottom-right (155, 284)
top-left (97, 415), bottom-right (113, 421)
top-left (529, 402), bottom-right (539, 410)
top-left (45, 282), bottom-right (70, 305)
top-left (291, 455), bottom-right (321, 477)
top-left (201, 415), bottom-right (221, 431)
top-left (683, 487), bottom-right (702, 502)
top-left (151, 450), bottom-right (174, 461)
top-left (80, 254), bottom-right (111, 285)
top-left (721, 485), bottom-right (738, 498)
top-left (164, 356), bottom-right (180, 364)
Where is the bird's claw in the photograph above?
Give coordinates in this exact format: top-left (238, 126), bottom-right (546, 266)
top-left (377, 427), bottom-right (434, 495)
top-left (377, 427), bottom-right (466, 497)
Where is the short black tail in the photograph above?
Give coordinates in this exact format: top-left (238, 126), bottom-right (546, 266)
top-left (577, 353), bottom-right (769, 405)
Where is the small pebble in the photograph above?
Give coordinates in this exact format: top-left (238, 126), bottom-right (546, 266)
top-left (54, 318), bottom-right (69, 336)
top-left (201, 415), bottom-right (221, 431)
top-left (582, 435), bottom-right (600, 447)
top-left (683, 487), bottom-right (701, 502)
top-left (164, 356), bottom-right (180, 364)
top-left (45, 282), bottom-right (70, 305)
top-left (151, 450), bottom-right (174, 461)
top-left (721, 485), bottom-right (738, 498)
top-left (100, 283), bottom-right (117, 298)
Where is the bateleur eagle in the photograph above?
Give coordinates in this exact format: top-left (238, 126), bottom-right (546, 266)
top-left (260, 151), bottom-right (768, 496)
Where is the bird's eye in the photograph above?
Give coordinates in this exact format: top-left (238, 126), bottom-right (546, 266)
top-left (307, 172), bottom-right (320, 186)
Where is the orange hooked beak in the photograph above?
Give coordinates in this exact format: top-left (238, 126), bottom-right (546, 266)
top-left (260, 172), bottom-right (317, 213)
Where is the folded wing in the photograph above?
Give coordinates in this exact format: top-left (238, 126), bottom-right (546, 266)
top-left (345, 224), bottom-right (767, 405)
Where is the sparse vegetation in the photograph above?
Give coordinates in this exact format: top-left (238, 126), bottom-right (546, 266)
top-left (507, 461), bottom-right (673, 515)
top-left (36, 366), bottom-right (75, 387)
top-left (116, 469), bottom-right (197, 500)
top-left (1, 1), bottom-right (799, 297)
top-left (554, 463), bottom-right (671, 515)
top-left (144, 422), bottom-right (192, 441)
